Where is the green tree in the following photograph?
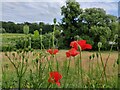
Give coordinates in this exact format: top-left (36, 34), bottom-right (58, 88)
top-left (80, 8), bottom-right (118, 50)
top-left (60, 0), bottom-right (83, 47)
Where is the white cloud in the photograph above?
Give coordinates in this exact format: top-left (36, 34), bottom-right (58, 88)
top-left (2, 2), bottom-right (62, 23)
top-left (1, 1), bottom-right (119, 24)
top-left (80, 2), bottom-right (118, 16)
top-left (1, 0), bottom-right (119, 2)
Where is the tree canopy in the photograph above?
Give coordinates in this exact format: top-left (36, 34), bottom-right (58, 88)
top-left (60, 0), bottom-right (118, 50)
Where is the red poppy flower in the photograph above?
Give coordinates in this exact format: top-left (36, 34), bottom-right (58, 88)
top-left (70, 40), bottom-right (92, 50)
top-left (66, 48), bottom-right (79, 57)
top-left (48, 71), bottom-right (62, 87)
top-left (70, 41), bottom-right (78, 50)
top-left (47, 49), bottom-right (59, 55)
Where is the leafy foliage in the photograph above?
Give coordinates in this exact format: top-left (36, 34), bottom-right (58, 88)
top-left (60, 0), bottom-right (118, 50)
top-left (60, 0), bottom-right (83, 47)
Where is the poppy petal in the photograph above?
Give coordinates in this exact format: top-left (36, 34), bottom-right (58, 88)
top-left (66, 52), bottom-right (71, 57)
top-left (47, 49), bottom-right (59, 55)
top-left (66, 48), bottom-right (79, 57)
top-left (56, 82), bottom-right (61, 87)
top-left (70, 41), bottom-right (78, 50)
top-left (85, 44), bottom-right (92, 49)
top-left (53, 49), bottom-right (59, 54)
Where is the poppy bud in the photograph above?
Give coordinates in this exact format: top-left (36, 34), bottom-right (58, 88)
top-left (74, 35), bottom-right (80, 40)
top-left (24, 48), bottom-right (29, 52)
top-left (96, 52), bottom-right (99, 58)
top-left (98, 42), bottom-right (102, 48)
top-left (40, 28), bottom-right (42, 32)
top-left (89, 55), bottom-right (92, 60)
top-left (25, 59), bottom-right (28, 63)
top-left (12, 53), bottom-right (15, 57)
top-left (53, 18), bottom-right (56, 24)
top-left (114, 34), bottom-right (118, 39)
top-left (5, 52), bottom-right (7, 56)
top-left (28, 46), bottom-right (31, 50)
top-left (22, 54), bottom-right (25, 59)
top-left (13, 48), bottom-right (16, 51)
top-left (117, 58), bottom-right (119, 65)
top-left (92, 54), bottom-right (95, 59)
top-left (36, 58), bottom-right (38, 63)
top-left (30, 48), bottom-right (33, 52)
top-left (16, 50), bottom-right (19, 54)
top-left (19, 49), bottom-right (22, 53)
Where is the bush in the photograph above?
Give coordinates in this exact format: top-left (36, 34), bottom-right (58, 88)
top-left (15, 37), bottom-right (29, 49)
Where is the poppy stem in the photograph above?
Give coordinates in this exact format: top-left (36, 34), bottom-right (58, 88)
top-left (55, 55), bottom-right (59, 72)
top-left (74, 57), bottom-right (76, 74)
top-left (88, 58), bottom-right (91, 80)
top-left (64, 57), bottom-right (71, 87)
top-left (98, 48), bottom-right (107, 84)
top-left (52, 19), bottom-right (56, 48)
top-left (40, 28), bottom-right (43, 50)
top-left (96, 53), bottom-right (100, 73)
top-left (102, 38), bottom-right (116, 80)
top-left (46, 56), bottom-right (52, 72)
top-left (47, 83), bottom-right (51, 88)
top-left (79, 51), bottom-right (83, 88)
top-left (77, 55), bottom-right (80, 87)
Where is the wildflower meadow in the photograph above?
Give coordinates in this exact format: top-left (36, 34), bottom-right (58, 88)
top-left (1, 18), bottom-right (119, 89)
top-left (1, 0), bottom-right (119, 89)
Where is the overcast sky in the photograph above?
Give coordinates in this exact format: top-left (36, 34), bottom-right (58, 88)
top-left (0, 0), bottom-right (119, 24)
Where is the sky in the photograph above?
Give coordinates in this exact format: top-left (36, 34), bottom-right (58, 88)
top-left (0, 0), bottom-right (119, 24)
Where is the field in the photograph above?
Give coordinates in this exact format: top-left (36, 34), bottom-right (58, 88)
top-left (2, 50), bottom-right (118, 73)
top-left (0, 33), bottom-right (119, 88)
top-left (1, 50), bottom-right (118, 88)
top-left (1, 0), bottom-right (119, 88)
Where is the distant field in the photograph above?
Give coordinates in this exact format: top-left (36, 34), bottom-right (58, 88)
top-left (0, 33), bottom-right (25, 47)
top-left (0, 33), bottom-right (32, 51)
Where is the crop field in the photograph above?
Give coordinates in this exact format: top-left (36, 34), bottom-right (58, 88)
top-left (0, 33), bottom-right (25, 47)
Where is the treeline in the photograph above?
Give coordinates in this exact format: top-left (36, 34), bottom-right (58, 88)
top-left (1, 21), bottom-right (61, 34)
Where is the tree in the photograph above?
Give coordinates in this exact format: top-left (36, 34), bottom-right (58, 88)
top-left (80, 8), bottom-right (118, 50)
top-left (42, 24), bottom-right (53, 34)
top-left (60, 0), bottom-right (83, 47)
